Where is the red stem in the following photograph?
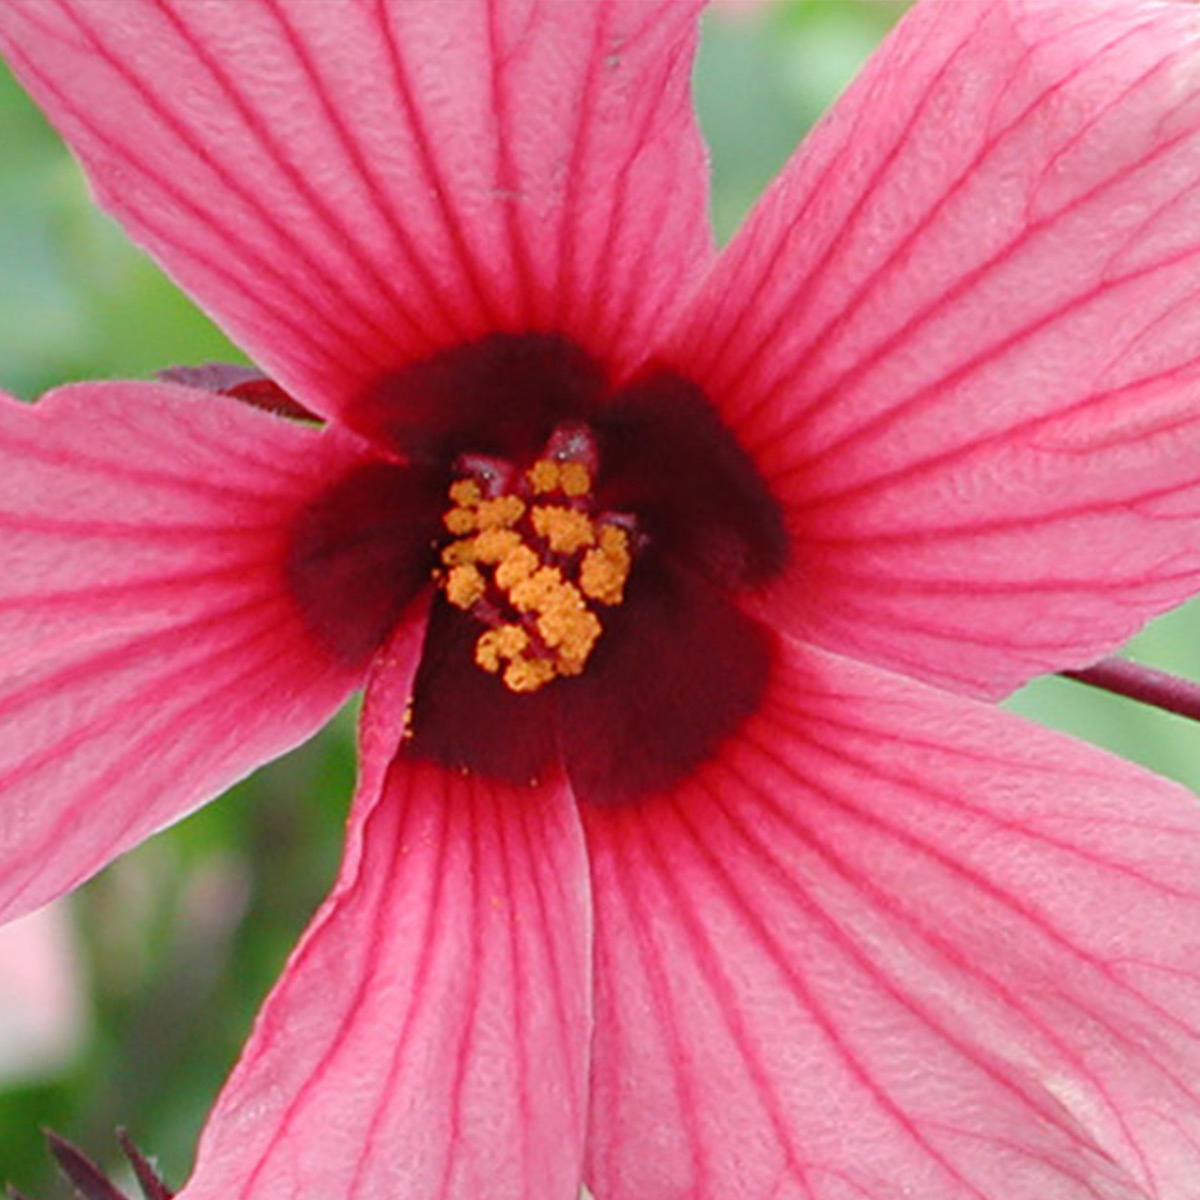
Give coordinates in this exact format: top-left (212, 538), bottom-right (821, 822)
top-left (1060, 657), bottom-right (1200, 724)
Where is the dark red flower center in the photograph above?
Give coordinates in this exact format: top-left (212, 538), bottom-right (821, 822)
top-left (288, 334), bottom-right (787, 805)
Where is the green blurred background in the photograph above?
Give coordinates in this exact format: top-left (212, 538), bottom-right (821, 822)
top-left (1, 1), bottom-right (1199, 1194)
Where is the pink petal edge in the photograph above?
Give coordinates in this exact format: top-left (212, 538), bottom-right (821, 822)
top-left (179, 616), bottom-right (592, 1200)
top-left (0, 382), bottom-right (371, 923)
top-left (665, 0), bottom-right (1200, 699)
top-left (584, 634), bottom-right (1200, 1200)
top-left (0, 0), bottom-right (713, 420)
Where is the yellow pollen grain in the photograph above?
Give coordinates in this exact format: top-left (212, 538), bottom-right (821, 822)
top-left (559, 461), bottom-right (591, 497)
top-left (580, 525), bottom-right (632, 606)
top-left (475, 623), bottom-right (530, 673)
top-left (556, 638), bottom-right (596, 676)
top-left (441, 537), bottom-right (478, 567)
top-left (472, 528), bottom-right (524, 565)
top-left (476, 495), bottom-right (526, 530)
top-left (509, 565), bottom-right (568, 614)
top-left (440, 459), bottom-right (630, 693)
top-left (599, 524), bottom-right (629, 556)
top-left (531, 505), bottom-right (595, 555)
top-left (494, 542), bottom-right (539, 590)
top-left (448, 479), bottom-right (482, 507)
top-left (503, 655), bottom-right (557, 693)
top-left (444, 564), bottom-right (486, 610)
top-left (532, 580), bottom-right (587, 646)
top-left (443, 506), bottom-right (477, 536)
top-left (527, 460), bottom-right (560, 494)
top-left (538, 603), bottom-right (601, 666)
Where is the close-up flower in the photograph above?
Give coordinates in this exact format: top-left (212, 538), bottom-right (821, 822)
top-left (4, 0), bottom-right (1200, 1197)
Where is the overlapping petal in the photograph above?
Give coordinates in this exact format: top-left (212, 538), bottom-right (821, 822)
top-left (665, 0), bottom-right (1200, 698)
top-left (583, 636), bottom-right (1200, 1200)
top-left (0, 382), bottom-right (375, 923)
top-left (181, 624), bottom-right (592, 1200)
top-left (0, 0), bottom-right (712, 421)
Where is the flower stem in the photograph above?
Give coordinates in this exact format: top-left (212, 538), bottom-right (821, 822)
top-left (1060, 657), bottom-right (1200, 724)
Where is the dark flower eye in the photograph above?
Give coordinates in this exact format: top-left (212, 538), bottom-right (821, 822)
top-left (294, 332), bottom-right (788, 803)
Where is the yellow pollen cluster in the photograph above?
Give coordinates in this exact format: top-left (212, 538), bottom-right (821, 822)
top-left (444, 563), bottom-right (486, 608)
top-left (527, 459), bottom-right (591, 498)
top-left (437, 459), bottom-right (633, 693)
top-left (448, 479), bottom-right (482, 507)
top-left (531, 505), bottom-right (595, 555)
top-left (580, 524), bottom-right (632, 606)
top-left (442, 487), bottom-right (526, 536)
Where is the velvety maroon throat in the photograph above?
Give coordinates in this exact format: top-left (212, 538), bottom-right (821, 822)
top-left (292, 333), bottom-right (788, 806)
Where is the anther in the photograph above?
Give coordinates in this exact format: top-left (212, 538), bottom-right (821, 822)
top-left (435, 427), bottom-right (638, 693)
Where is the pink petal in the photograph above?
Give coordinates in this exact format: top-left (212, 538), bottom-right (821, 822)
top-left (583, 635), bottom-right (1200, 1200)
top-left (180, 621), bottom-right (591, 1200)
top-left (0, 0), bottom-right (712, 419)
top-left (665, 0), bottom-right (1200, 698)
top-left (0, 382), bottom-right (375, 923)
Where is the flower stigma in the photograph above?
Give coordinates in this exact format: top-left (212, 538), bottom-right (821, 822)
top-left (436, 424), bottom-right (635, 693)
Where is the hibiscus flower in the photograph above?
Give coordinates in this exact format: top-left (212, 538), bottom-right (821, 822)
top-left (4, 0), bottom-right (1200, 1197)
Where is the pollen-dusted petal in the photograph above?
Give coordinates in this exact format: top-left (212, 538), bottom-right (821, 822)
top-left (531, 505), bottom-right (596, 555)
top-left (584, 636), bottom-right (1200, 1200)
top-left (0, 0), bottom-right (713, 422)
top-left (179, 627), bottom-right (592, 1200)
top-left (0, 381), bottom-right (389, 924)
top-left (665, 0), bottom-right (1200, 699)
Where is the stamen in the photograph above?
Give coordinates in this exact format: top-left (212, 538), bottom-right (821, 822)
top-left (476, 624), bottom-right (530, 672)
top-left (444, 564), bottom-right (486, 609)
top-left (527, 460), bottom-right (561, 494)
top-left (580, 524), bottom-right (632, 606)
top-left (435, 432), bottom-right (637, 692)
top-left (472, 528), bottom-right (524, 565)
top-left (442, 506), bottom-right (477, 535)
top-left (495, 544), bottom-right (540, 590)
top-left (476, 495), bottom-right (525, 530)
top-left (531, 505), bottom-right (595, 555)
top-left (510, 565), bottom-right (571, 614)
top-left (502, 656), bottom-right (558, 693)
top-left (559, 461), bottom-right (591, 497)
top-left (448, 479), bottom-right (482, 507)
